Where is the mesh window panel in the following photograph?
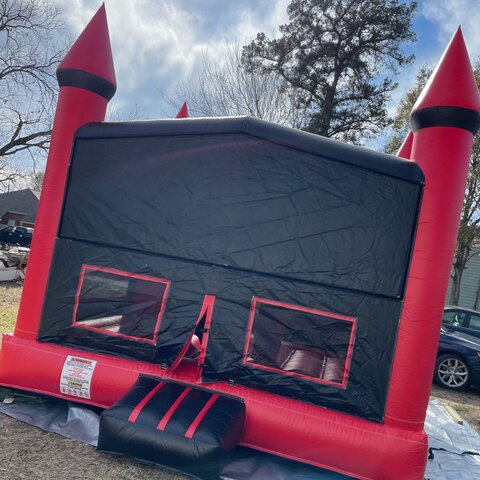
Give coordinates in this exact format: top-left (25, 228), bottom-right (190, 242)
top-left (73, 265), bottom-right (170, 344)
top-left (243, 298), bottom-right (356, 388)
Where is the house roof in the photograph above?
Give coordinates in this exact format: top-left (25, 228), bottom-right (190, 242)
top-left (0, 189), bottom-right (40, 224)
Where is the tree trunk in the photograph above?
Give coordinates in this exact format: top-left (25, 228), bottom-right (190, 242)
top-left (450, 265), bottom-right (463, 305)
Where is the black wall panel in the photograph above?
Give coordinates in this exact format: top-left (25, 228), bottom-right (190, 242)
top-left (38, 117), bottom-right (424, 423)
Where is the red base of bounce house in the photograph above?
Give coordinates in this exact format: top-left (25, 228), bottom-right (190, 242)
top-left (0, 335), bottom-right (428, 480)
top-left (1, 6), bottom-right (480, 480)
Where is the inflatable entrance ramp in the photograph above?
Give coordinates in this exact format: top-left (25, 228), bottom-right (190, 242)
top-left (98, 375), bottom-right (245, 478)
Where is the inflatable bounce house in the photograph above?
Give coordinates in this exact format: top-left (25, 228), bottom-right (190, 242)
top-left (1, 6), bottom-right (479, 480)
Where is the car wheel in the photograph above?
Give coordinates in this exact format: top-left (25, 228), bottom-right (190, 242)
top-left (434, 354), bottom-right (471, 391)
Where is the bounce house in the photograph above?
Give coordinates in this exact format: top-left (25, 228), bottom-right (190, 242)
top-left (1, 6), bottom-right (479, 480)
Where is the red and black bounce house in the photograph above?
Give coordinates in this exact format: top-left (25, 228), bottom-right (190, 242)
top-left (1, 6), bottom-right (480, 480)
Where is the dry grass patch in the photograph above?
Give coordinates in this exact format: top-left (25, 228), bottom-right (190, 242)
top-left (0, 283), bottom-right (22, 343)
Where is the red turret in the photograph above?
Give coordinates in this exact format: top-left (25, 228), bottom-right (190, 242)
top-left (396, 130), bottom-right (413, 159)
top-left (58, 5), bottom-right (116, 86)
top-left (413, 27), bottom-right (479, 112)
top-left (176, 101), bottom-right (189, 118)
top-left (14, 5), bottom-right (116, 338)
top-left (385, 27), bottom-right (480, 429)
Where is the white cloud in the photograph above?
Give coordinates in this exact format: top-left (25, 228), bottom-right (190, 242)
top-left (422, 0), bottom-right (480, 60)
top-left (54, 0), bottom-right (289, 118)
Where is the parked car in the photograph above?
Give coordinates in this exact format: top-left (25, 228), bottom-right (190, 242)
top-left (442, 306), bottom-right (480, 339)
top-left (434, 327), bottom-right (480, 391)
top-left (0, 225), bottom-right (33, 247)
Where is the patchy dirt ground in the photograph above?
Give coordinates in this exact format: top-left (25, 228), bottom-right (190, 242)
top-left (0, 414), bottom-right (187, 480)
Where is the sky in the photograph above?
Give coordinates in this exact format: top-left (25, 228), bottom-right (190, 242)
top-left (53, 0), bottom-right (480, 123)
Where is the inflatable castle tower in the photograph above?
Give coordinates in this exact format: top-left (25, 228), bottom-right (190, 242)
top-left (0, 6), bottom-right (479, 480)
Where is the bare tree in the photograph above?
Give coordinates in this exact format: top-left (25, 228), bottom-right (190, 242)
top-left (383, 66), bottom-right (432, 155)
top-left (167, 44), bottom-right (305, 127)
top-left (0, 0), bottom-right (65, 191)
top-left (106, 102), bottom-right (146, 122)
top-left (26, 169), bottom-right (43, 191)
top-left (451, 124), bottom-right (480, 305)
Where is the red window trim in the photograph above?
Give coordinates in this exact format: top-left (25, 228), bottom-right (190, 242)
top-left (72, 264), bottom-right (170, 345)
top-left (242, 297), bottom-right (357, 389)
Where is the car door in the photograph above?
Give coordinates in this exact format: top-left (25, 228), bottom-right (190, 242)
top-left (464, 312), bottom-right (480, 339)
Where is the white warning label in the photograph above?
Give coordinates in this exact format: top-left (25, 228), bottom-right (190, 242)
top-left (60, 355), bottom-right (97, 399)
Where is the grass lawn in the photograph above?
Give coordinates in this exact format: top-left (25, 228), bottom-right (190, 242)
top-left (0, 283), bottom-right (22, 344)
